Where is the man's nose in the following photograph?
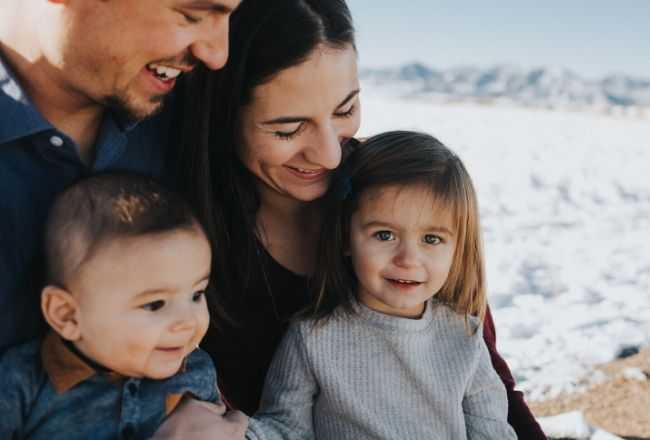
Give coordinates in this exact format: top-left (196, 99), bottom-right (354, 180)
top-left (190, 19), bottom-right (230, 70)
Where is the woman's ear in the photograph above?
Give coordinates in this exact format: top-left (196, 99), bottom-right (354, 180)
top-left (41, 285), bottom-right (81, 341)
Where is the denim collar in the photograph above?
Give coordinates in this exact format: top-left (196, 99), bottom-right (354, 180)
top-left (41, 331), bottom-right (190, 395)
top-left (0, 52), bottom-right (139, 146)
top-left (40, 332), bottom-right (112, 394)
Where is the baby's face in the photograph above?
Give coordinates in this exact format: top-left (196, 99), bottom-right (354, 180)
top-left (68, 227), bottom-right (211, 379)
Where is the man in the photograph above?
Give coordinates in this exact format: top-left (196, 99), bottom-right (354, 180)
top-left (0, 0), bottom-right (241, 352)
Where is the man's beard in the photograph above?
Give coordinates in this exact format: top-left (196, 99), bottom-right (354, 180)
top-left (104, 91), bottom-right (166, 122)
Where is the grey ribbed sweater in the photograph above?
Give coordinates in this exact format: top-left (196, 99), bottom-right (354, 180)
top-left (246, 300), bottom-right (516, 440)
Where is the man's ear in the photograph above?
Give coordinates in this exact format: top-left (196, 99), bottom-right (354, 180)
top-left (41, 285), bottom-right (81, 341)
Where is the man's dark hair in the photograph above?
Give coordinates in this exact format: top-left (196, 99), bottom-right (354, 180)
top-left (45, 172), bottom-right (202, 288)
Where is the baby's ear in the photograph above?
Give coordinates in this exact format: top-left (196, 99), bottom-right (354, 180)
top-left (41, 286), bottom-right (81, 341)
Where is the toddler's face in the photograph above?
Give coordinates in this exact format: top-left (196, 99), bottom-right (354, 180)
top-left (68, 227), bottom-right (211, 379)
top-left (348, 184), bottom-right (456, 318)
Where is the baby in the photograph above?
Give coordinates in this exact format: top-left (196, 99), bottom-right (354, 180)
top-left (0, 173), bottom-right (246, 440)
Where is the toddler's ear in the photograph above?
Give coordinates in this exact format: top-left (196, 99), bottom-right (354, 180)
top-left (41, 286), bottom-right (81, 341)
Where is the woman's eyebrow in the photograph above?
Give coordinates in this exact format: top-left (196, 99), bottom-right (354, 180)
top-left (181, 0), bottom-right (235, 13)
top-left (260, 116), bottom-right (307, 125)
top-left (336, 89), bottom-right (361, 109)
top-left (260, 89), bottom-right (361, 125)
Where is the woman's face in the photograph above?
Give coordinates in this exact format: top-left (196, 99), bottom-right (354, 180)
top-left (239, 44), bottom-right (361, 203)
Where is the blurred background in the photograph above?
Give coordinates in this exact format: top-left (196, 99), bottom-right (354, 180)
top-left (348, 1), bottom-right (650, 436)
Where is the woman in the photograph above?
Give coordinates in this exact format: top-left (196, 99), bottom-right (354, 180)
top-left (178, 0), bottom-right (544, 438)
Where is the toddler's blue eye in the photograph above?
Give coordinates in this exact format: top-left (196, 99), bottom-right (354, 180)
top-left (424, 234), bottom-right (442, 245)
top-left (142, 300), bottom-right (165, 312)
top-left (374, 230), bottom-right (395, 241)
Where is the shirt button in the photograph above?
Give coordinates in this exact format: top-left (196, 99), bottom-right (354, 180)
top-left (127, 382), bottom-right (138, 395)
top-left (49, 135), bottom-right (64, 147)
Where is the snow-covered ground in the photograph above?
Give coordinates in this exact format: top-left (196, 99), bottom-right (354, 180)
top-left (358, 85), bottom-right (650, 403)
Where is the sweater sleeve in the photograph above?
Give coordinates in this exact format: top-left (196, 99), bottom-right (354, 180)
top-left (463, 336), bottom-right (517, 440)
top-left (246, 324), bottom-right (317, 440)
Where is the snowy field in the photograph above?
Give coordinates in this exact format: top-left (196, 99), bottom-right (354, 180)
top-left (358, 85), bottom-right (650, 403)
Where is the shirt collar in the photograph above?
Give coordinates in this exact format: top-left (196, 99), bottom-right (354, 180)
top-left (0, 52), bottom-right (53, 145)
top-left (40, 332), bottom-right (103, 394)
top-left (0, 51), bottom-right (140, 146)
top-left (41, 332), bottom-right (190, 395)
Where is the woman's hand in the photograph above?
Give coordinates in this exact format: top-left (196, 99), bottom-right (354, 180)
top-left (152, 397), bottom-right (249, 440)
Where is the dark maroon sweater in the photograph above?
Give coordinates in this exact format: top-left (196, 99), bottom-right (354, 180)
top-left (202, 251), bottom-right (546, 439)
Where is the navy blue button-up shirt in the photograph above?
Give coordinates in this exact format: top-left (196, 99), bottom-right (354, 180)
top-left (0, 55), bottom-right (176, 351)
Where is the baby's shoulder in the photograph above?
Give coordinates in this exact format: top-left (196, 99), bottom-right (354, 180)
top-left (1, 338), bottom-right (42, 364)
top-left (184, 347), bottom-right (216, 372)
top-left (168, 348), bottom-right (219, 402)
top-left (0, 338), bottom-right (49, 400)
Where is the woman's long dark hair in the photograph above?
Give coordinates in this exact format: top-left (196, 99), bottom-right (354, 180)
top-left (308, 131), bottom-right (487, 326)
top-left (178, 0), bottom-right (356, 325)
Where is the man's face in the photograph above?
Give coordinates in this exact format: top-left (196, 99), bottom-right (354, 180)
top-left (54, 0), bottom-right (240, 120)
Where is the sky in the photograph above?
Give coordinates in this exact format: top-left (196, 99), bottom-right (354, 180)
top-left (347, 0), bottom-right (650, 79)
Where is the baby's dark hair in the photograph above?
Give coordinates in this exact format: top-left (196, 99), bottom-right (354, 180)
top-left (309, 130), bottom-right (486, 323)
top-left (44, 172), bottom-right (203, 288)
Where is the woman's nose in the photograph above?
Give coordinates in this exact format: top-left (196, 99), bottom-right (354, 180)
top-left (306, 122), bottom-right (343, 170)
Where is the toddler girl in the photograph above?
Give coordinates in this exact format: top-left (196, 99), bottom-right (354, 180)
top-left (247, 131), bottom-right (517, 440)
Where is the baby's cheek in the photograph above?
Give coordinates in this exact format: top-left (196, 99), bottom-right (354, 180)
top-left (196, 309), bottom-right (210, 341)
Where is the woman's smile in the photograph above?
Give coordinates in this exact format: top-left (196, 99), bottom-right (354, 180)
top-left (284, 165), bottom-right (329, 181)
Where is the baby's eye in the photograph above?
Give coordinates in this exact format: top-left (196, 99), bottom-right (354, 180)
top-left (192, 290), bottom-right (206, 302)
top-left (424, 234), bottom-right (442, 245)
top-left (142, 300), bottom-right (165, 312)
top-left (374, 230), bottom-right (395, 241)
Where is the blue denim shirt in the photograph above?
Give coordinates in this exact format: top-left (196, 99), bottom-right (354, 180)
top-left (0, 54), bottom-right (176, 351)
top-left (0, 333), bottom-right (220, 440)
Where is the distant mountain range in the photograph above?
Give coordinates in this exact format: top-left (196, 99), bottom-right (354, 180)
top-left (360, 63), bottom-right (650, 110)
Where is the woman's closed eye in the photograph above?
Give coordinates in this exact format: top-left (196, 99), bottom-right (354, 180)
top-left (373, 230), bottom-right (395, 241)
top-left (142, 300), bottom-right (166, 312)
top-left (273, 123), bottom-right (304, 140)
top-left (334, 103), bottom-right (356, 119)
